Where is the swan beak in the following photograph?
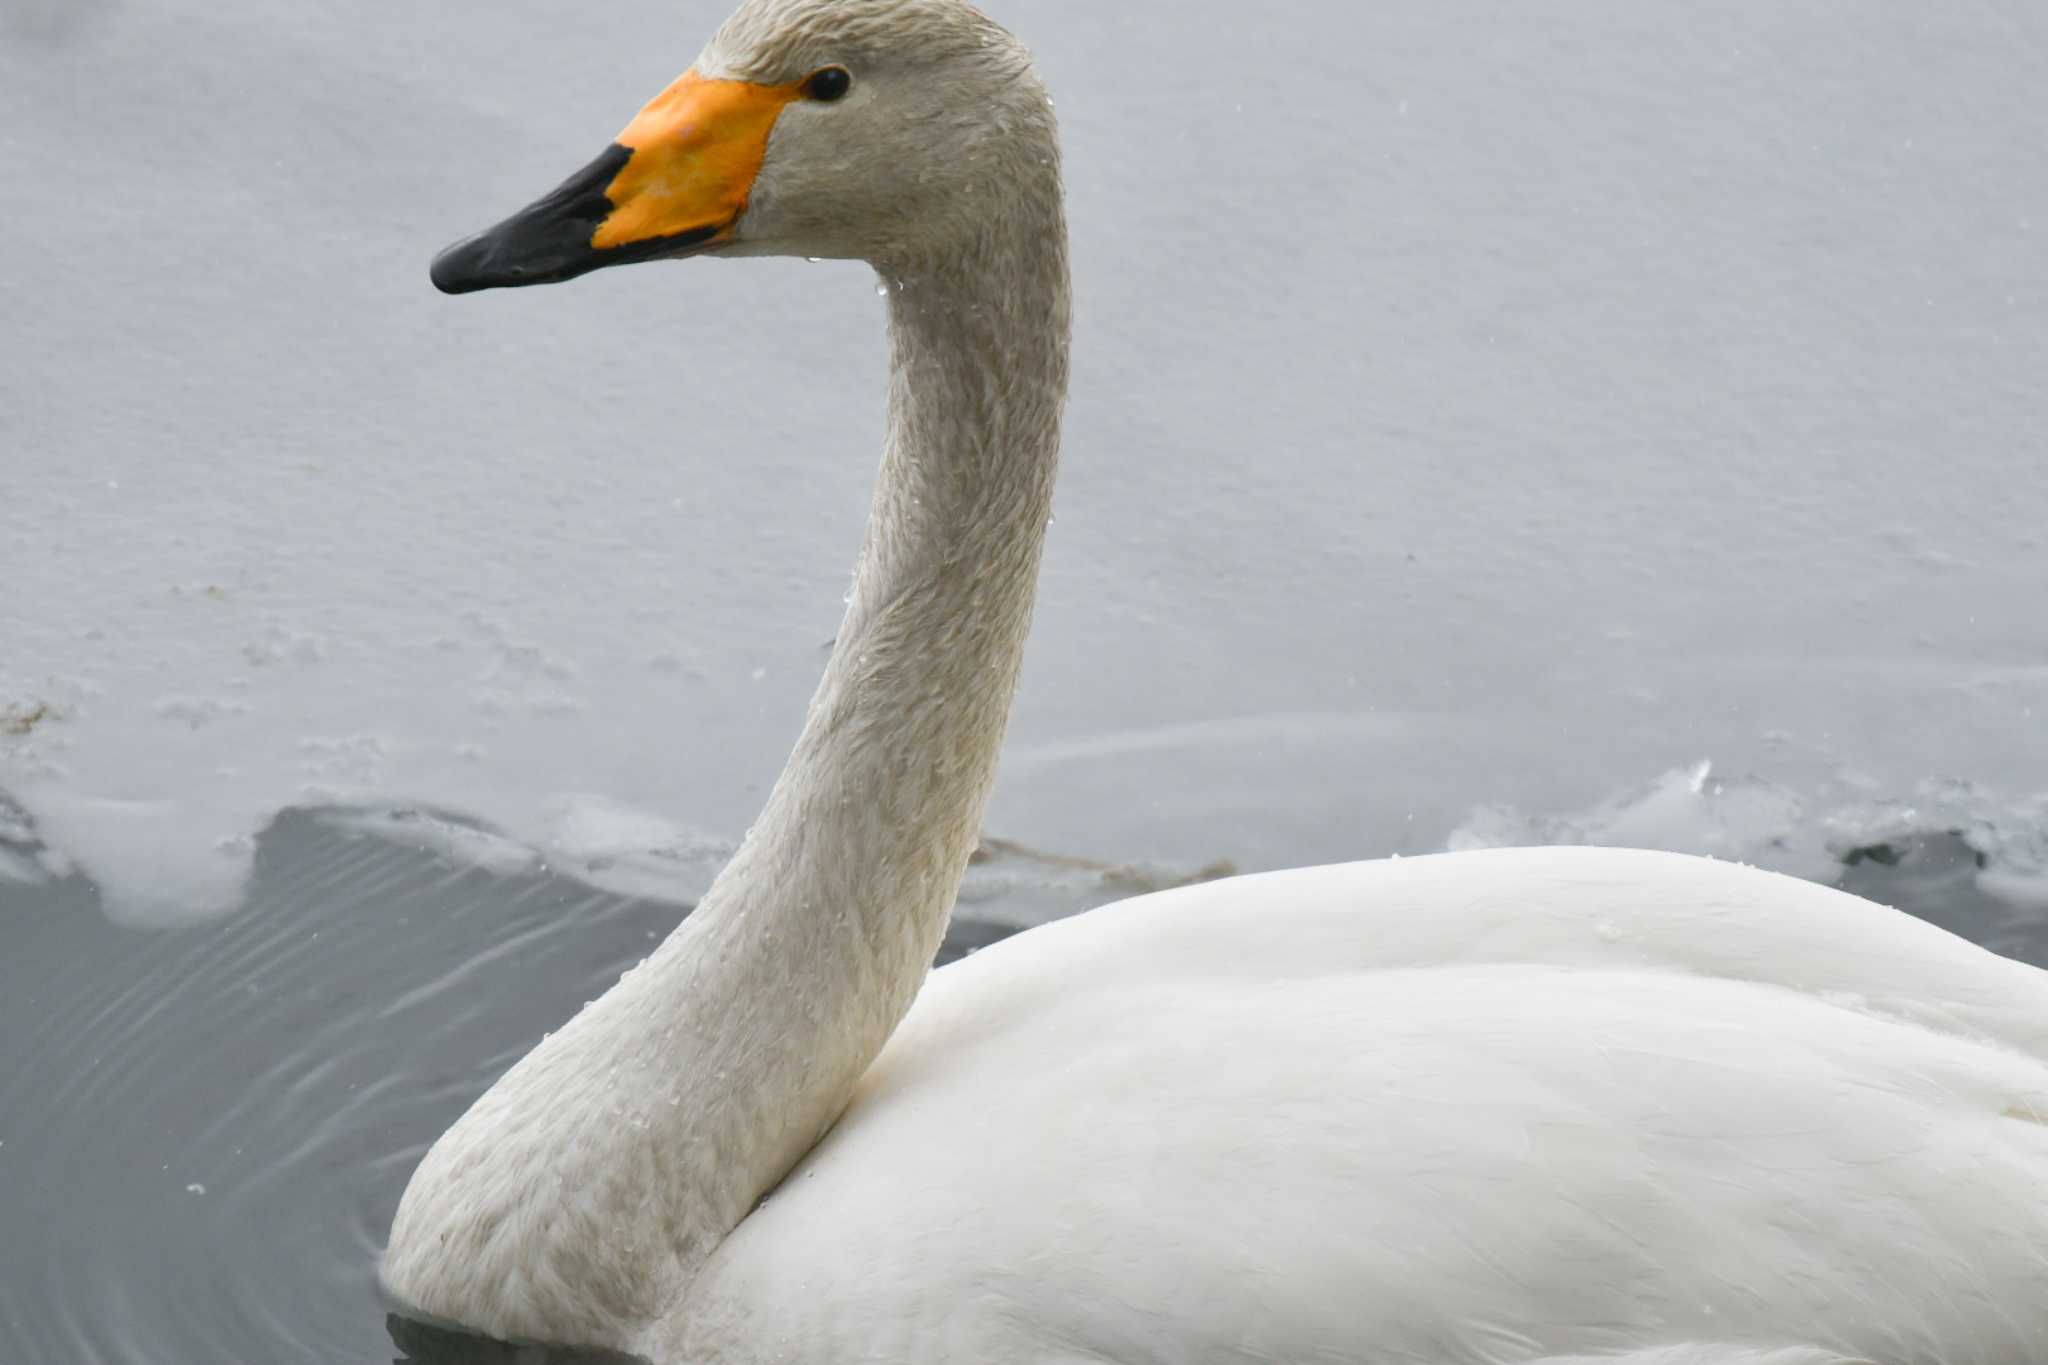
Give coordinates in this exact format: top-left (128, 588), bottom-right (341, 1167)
top-left (430, 72), bottom-right (802, 295)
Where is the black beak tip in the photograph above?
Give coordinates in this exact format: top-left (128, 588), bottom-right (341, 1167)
top-left (428, 221), bottom-right (602, 295)
top-left (426, 145), bottom-right (722, 298)
top-left (430, 235), bottom-right (496, 295)
top-left (428, 145), bottom-right (636, 297)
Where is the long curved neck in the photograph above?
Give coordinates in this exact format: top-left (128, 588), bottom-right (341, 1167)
top-left (383, 166), bottom-right (1070, 1350)
top-left (675, 205), bottom-right (1074, 1197)
top-left (642, 211), bottom-right (1071, 1320)
top-left (729, 237), bottom-right (1073, 1015)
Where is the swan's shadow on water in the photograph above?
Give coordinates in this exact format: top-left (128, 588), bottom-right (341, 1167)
top-left (387, 1312), bottom-right (648, 1365)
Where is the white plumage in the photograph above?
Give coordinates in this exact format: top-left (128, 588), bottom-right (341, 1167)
top-left (384, 1), bottom-right (2048, 1360)
top-left (674, 849), bottom-right (2048, 1364)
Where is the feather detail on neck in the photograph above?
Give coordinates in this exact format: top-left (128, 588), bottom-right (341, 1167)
top-left (381, 141), bottom-right (1070, 1355)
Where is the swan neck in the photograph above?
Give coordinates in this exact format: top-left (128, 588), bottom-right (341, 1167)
top-left (670, 186), bottom-right (1072, 1289)
top-left (711, 201), bottom-right (1074, 1002)
top-left (382, 162), bottom-right (1071, 1355)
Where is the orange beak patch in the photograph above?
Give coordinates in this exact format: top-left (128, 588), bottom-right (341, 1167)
top-left (593, 72), bottom-right (804, 251)
top-left (429, 71), bottom-right (803, 295)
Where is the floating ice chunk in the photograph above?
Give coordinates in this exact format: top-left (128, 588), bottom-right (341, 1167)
top-left (1452, 767), bottom-right (2048, 925)
top-left (1448, 761), bottom-right (1830, 881)
top-left (22, 790), bottom-right (258, 925)
top-left (538, 794), bottom-right (734, 904)
top-left (0, 846), bottom-right (48, 887)
top-left (318, 806), bottom-right (542, 879)
top-left (956, 835), bottom-right (1234, 932)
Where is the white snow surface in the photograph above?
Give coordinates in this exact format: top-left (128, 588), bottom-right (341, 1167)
top-left (3, 0), bottom-right (2045, 922)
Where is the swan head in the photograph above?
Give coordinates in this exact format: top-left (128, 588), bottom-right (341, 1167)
top-left (430, 0), bottom-right (1054, 293)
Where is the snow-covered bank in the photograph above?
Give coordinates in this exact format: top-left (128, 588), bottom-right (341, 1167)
top-left (4, 0), bottom-right (2043, 923)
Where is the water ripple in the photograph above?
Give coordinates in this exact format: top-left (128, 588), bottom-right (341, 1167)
top-left (3, 800), bottom-right (2039, 1363)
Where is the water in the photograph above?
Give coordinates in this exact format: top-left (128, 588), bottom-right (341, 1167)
top-left (0, 813), bottom-right (1055, 1364)
top-left (1, 812), bottom-right (2042, 1363)
top-left (4, 0), bottom-right (2045, 1358)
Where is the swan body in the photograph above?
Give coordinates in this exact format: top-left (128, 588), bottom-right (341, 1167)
top-left (673, 847), bottom-right (2048, 1365)
top-left (384, 1), bottom-right (2048, 1361)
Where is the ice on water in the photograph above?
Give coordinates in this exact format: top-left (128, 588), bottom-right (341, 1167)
top-left (3, 0), bottom-right (2045, 927)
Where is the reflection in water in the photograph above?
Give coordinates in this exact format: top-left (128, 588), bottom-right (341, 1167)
top-left (0, 806), bottom-right (2042, 1364)
top-left (387, 1312), bottom-right (647, 1365)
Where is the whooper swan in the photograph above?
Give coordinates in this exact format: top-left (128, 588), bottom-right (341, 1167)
top-left (383, 2), bottom-right (2048, 1361)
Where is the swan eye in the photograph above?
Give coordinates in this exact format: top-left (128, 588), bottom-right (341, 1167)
top-left (802, 67), bottom-right (852, 103)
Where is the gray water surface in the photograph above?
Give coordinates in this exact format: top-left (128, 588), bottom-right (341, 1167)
top-left (0, 813), bottom-right (1037, 1364)
top-left (2, 816), bottom-right (2043, 1365)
